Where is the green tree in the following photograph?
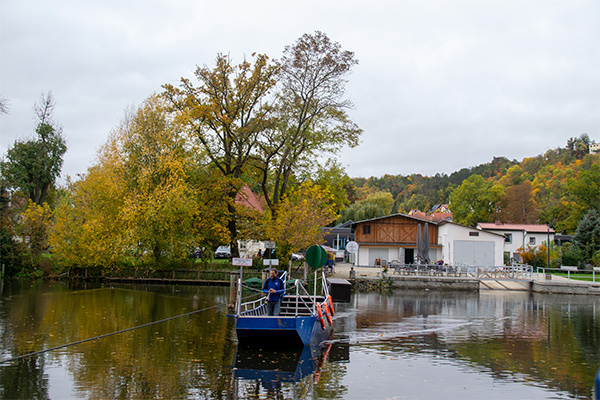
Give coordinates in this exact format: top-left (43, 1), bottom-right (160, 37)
top-left (313, 159), bottom-right (354, 215)
top-left (450, 175), bottom-right (504, 226)
top-left (0, 186), bottom-right (21, 273)
top-left (340, 191), bottom-right (394, 222)
top-left (569, 162), bottom-right (600, 217)
top-left (0, 92), bottom-right (67, 205)
top-left (572, 209), bottom-right (600, 266)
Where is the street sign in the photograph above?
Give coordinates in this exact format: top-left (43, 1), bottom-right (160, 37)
top-left (232, 258), bottom-right (253, 267)
top-left (346, 241), bottom-right (359, 254)
top-left (262, 259), bottom-right (279, 266)
top-left (305, 245), bottom-right (327, 270)
top-left (264, 241), bottom-right (276, 249)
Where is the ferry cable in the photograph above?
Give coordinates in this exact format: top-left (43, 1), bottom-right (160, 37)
top-left (0, 290), bottom-right (265, 366)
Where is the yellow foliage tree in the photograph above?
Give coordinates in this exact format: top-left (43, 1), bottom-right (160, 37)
top-left (50, 96), bottom-right (228, 273)
top-left (266, 182), bottom-right (337, 260)
top-left (20, 200), bottom-right (52, 259)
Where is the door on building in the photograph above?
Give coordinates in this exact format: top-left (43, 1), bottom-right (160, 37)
top-left (453, 241), bottom-right (495, 266)
top-left (404, 248), bottom-right (414, 264)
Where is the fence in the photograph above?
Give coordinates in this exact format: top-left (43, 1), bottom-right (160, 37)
top-left (68, 267), bottom-right (263, 282)
top-left (538, 266), bottom-right (600, 283)
top-left (388, 262), bottom-right (534, 280)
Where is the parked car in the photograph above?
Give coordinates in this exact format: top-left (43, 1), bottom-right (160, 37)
top-left (291, 252), bottom-right (304, 261)
top-left (214, 245), bottom-right (231, 259)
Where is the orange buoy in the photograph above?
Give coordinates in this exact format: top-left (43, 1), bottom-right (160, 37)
top-left (316, 303), bottom-right (326, 330)
top-left (327, 295), bottom-right (335, 317)
top-left (322, 302), bottom-right (333, 326)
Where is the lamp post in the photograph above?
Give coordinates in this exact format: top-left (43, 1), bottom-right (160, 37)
top-left (547, 227), bottom-right (551, 269)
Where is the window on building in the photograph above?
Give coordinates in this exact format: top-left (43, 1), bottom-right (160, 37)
top-left (529, 237), bottom-right (536, 245)
top-left (505, 233), bottom-right (512, 243)
top-left (503, 252), bottom-right (511, 264)
top-left (239, 240), bottom-right (247, 249)
top-left (363, 225), bottom-right (371, 235)
top-left (469, 232), bottom-right (479, 237)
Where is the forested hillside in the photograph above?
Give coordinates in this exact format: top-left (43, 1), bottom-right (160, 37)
top-left (346, 134), bottom-right (598, 235)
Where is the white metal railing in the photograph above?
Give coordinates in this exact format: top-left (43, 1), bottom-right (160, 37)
top-left (237, 269), bottom-right (287, 316)
top-left (237, 272), bottom-right (319, 317)
top-left (538, 266), bottom-right (600, 283)
top-left (388, 263), bottom-right (534, 280)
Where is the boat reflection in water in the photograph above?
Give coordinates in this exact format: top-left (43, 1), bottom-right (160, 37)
top-left (232, 341), bottom-right (349, 397)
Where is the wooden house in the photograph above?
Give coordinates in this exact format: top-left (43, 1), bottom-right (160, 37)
top-left (351, 214), bottom-right (441, 266)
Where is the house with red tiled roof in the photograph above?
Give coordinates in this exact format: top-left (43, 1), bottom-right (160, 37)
top-left (409, 210), bottom-right (453, 223)
top-left (235, 185), bottom-right (266, 258)
top-left (477, 222), bottom-right (555, 263)
top-left (235, 185), bottom-right (264, 213)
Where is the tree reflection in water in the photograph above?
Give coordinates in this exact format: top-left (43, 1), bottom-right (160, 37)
top-left (0, 281), bottom-right (598, 399)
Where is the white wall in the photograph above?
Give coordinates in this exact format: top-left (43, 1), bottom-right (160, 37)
top-left (483, 230), bottom-right (554, 260)
top-left (438, 223), bottom-right (504, 266)
top-left (357, 246), bottom-right (439, 266)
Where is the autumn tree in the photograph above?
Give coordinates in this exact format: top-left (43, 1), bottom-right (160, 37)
top-left (51, 96), bottom-right (227, 272)
top-left (498, 180), bottom-right (539, 224)
top-left (50, 130), bottom-right (129, 270)
top-left (0, 92), bottom-right (67, 205)
top-left (450, 175), bottom-right (504, 227)
top-left (20, 201), bottom-right (52, 260)
top-left (163, 54), bottom-right (278, 257)
top-left (266, 182), bottom-right (337, 260)
top-left (255, 31), bottom-right (362, 214)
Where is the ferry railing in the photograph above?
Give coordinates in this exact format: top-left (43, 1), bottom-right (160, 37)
top-left (238, 274), bottom-right (315, 317)
top-left (237, 269), bottom-right (288, 316)
top-left (321, 271), bottom-right (330, 298)
top-left (291, 279), bottom-right (317, 317)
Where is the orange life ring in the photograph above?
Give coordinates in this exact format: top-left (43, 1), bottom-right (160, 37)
top-left (322, 302), bottom-right (333, 326)
top-left (327, 295), bottom-right (335, 317)
top-left (316, 304), bottom-right (326, 330)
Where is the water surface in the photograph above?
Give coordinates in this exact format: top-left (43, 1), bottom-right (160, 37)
top-left (0, 280), bottom-right (598, 399)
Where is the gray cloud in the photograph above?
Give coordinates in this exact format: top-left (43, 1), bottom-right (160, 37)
top-left (1, 0), bottom-right (598, 182)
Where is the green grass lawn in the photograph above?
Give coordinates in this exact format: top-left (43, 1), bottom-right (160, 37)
top-left (552, 272), bottom-right (600, 282)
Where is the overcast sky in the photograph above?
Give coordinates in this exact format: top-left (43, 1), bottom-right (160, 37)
top-left (1, 0), bottom-right (598, 181)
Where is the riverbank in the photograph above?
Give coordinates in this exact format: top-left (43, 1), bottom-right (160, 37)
top-left (330, 262), bottom-right (600, 295)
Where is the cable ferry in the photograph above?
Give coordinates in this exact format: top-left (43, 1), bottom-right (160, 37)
top-left (233, 269), bottom-right (336, 346)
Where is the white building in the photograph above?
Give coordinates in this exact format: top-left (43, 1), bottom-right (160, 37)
top-left (477, 222), bottom-right (555, 263)
top-left (350, 214), bottom-right (505, 267)
top-left (438, 221), bottom-right (505, 266)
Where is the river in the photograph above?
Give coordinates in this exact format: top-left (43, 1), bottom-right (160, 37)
top-left (0, 279), bottom-right (598, 399)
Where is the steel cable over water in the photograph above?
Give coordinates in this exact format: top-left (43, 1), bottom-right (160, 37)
top-left (0, 289), bottom-right (265, 365)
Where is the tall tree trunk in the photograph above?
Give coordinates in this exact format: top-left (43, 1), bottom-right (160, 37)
top-left (227, 192), bottom-right (240, 258)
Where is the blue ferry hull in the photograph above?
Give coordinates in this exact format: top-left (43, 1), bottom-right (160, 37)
top-left (236, 315), bottom-right (328, 346)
